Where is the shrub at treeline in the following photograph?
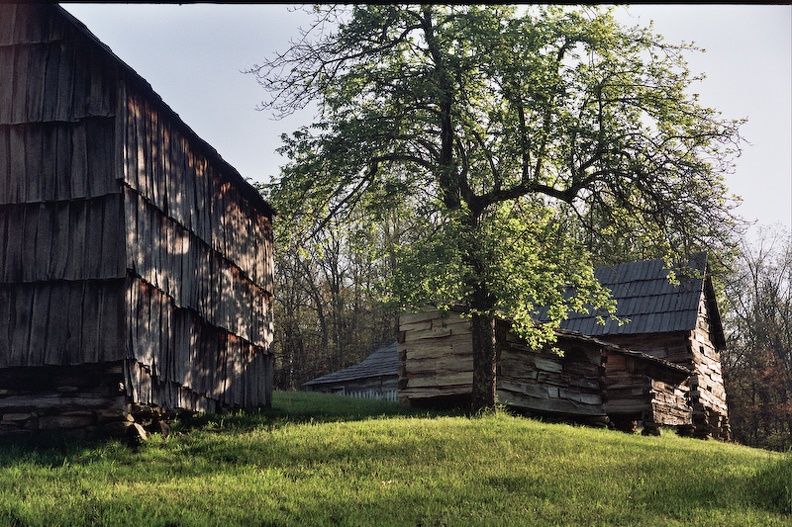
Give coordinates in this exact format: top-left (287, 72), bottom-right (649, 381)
top-left (0, 392), bottom-right (789, 527)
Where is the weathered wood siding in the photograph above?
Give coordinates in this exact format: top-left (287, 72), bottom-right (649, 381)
top-left (399, 310), bottom-right (607, 419)
top-left (0, 4), bottom-right (275, 426)
top-left (120, 82), bottom-right (274, 410)
top-left (602, 350), bottom-right (691, 432)
top-left (0, 4), bottom-right (125, 373)
top-left (398, 309), bottom-right (474, 404)
top-left (688, 294), bottom-right (729, 439)
top-left (497, 331), bottom-right (606, 419)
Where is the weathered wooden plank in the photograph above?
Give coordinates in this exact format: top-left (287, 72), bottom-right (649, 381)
top-left (1, 207), bottom-right (24, 282)
top-left (9, 285), bottom-right (33, 367)
top-left (45, 283), bottom-right (70, 365)
top-left (405, 371), bottom-right (473, 389)
top-left (28, 282), bottom-right (51, 366)
top-left (40, 41), bottom-right (62, 122)
top-left (0, 289), bottom-right (11, 368)
top-left (400, 385), bottom-right (471, 399)
top-left (0, 48), bottom-right (15, 124)
top-left (11, 46), bottom-right (30, 124)
top-left (498, 390), bottom-right (605, 416)
top-left (404, 356), bottom-right (473, 376)
top-left (8, 126), bottom-right (26, 203)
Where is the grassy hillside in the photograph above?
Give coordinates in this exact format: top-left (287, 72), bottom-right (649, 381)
top-left (0, 391), bottom-right (788, 526)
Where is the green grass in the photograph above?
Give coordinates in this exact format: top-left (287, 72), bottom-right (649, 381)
top-left (0, 391), bottom-right (789, 526)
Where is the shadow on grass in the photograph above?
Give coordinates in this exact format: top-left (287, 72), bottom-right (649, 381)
top-left (174, 390), bottom-right (460, 433)
top-left (0, 391), bottom-right (458, 469)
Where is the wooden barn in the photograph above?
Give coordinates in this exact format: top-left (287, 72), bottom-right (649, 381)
top-left (398, 308), bottom-right (695, 430)
top-left (302, 342), bottom-right (399, 402)
top-left (0, 5), bottom-right (274, 437)
top-left (555, 253), bottom-right (730, 439)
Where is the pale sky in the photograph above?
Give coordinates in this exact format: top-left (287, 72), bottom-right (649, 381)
top-left (62, 4), bottom-right (792, 235)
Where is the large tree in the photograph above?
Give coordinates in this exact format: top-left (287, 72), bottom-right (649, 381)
top-left (251, 5), bottom-right (743, 412)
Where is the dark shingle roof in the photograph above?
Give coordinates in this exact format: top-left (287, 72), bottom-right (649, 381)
top-left (551, 253), bottom-right (711, 337)
top-left (303, 342), bottom-right (399, 387)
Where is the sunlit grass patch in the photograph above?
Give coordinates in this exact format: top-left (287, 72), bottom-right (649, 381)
top-left (0, 391), bottom-right (787, 526)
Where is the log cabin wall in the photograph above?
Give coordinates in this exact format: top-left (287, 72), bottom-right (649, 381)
top-left (595, 311), bottom-right (729, 439)
top-left (398, 310), bottom-right (607, 422)
top-left (0, 5), bottom-right (274, 435)
top-left (398, 309), bottom-right (474, 406)
top-left (550, 255), bottom-right (730, 440)
top-left (497, 330), bottom-right (607, 423)
top-left (602, 350), bottom-right (691, 435)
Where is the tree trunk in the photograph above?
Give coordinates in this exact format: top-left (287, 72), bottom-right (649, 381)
top-left (470, 311), bottom-right (497, 413)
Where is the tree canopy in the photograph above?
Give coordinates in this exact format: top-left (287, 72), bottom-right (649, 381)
top-left (251, 5), bottom-right (744, 411)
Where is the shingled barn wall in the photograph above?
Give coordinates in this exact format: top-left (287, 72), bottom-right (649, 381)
top-left (0, 5), bottom-right (274, 438)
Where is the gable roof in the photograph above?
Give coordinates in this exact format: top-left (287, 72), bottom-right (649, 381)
top-left (303, 342), bottom-right (399, 387)
top-left (548, 253), bottom-right (725, 347)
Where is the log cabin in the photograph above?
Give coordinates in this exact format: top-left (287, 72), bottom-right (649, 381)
top-left (0, 5), bottom-right (274, 437)
top-left (397, 308), bottom-right (694, 430)
top-left (302, 342), bottom-right (399, 402)
top-left (555, 253), bottom-right (730, 439)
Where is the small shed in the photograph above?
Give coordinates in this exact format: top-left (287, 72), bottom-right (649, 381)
top-left (553, 254), bottom-right (730, 439)
top-left (0, 5), bottom-right (274, 437)
top-left (302, 342), bottom-right (399, 402)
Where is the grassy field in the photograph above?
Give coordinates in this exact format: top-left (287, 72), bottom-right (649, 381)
top-left (0, 391), bottom-right (789, 526)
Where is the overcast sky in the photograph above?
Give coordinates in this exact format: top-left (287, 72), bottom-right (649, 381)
top-left (62, 4), bottom-right (792, 235)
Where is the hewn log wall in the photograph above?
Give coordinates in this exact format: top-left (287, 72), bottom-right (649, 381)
top-left (497, 331), bottom-right (606, 420)
top-left (0, 362), bottom-right (130, 438)
top-left (399, 310), bottom-right (607, 420)
top-left (597, 294), bottom-right (729, 439)
top-left (398, 309), bottom-right (474, 404)
top-left (602, 351), bottom-right (691, 433)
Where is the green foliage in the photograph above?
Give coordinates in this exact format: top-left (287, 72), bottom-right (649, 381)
top-left (0, 392), bottom-right (787, 526)
top-left (255, 3), bottom-right (743, 313)
top-left (390, 199), bottom-right (618, 346)
top-left (253, 5), bottom-right (745, 408)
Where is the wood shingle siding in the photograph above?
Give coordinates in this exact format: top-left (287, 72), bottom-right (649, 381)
top-left (0, 4), bottom-right (274, 437)
top-left (0, 279), bottom-right (127, 368)
top-left (0, 119), bottom-right (117, 203)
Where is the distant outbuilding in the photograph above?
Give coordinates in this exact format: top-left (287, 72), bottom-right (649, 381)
top-left (303, 342), bottom-right (399, 402)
